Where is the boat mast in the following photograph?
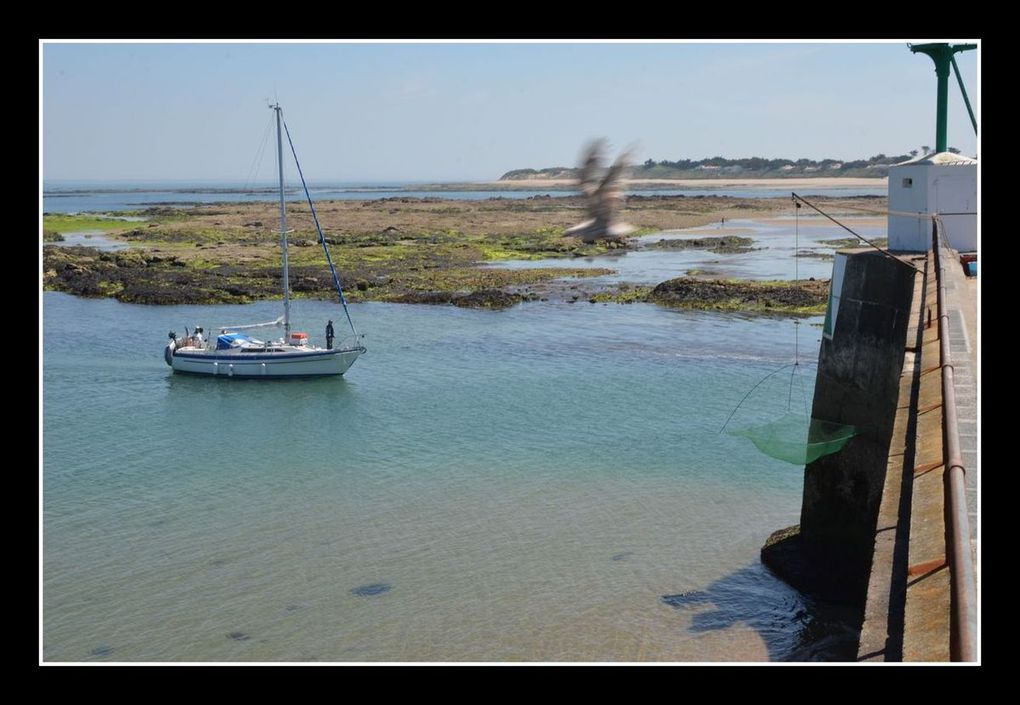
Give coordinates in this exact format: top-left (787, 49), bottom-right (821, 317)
top-left (273, 103), bottom-right (291, 337)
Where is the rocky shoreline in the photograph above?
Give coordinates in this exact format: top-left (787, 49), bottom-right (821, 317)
top-left (648, 277), bottom-right (827, 314)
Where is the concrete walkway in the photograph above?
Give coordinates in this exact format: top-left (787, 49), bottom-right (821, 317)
top-left (943, 253), bottom-right (977, 553)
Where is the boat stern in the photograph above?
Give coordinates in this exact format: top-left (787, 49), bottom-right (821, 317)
top-left (164, 333), bottom-right (177, 367)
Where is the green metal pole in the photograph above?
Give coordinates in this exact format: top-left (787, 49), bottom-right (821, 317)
top-left (909, 43), bottom-right (977, 154)
top-left (934, 56), bottom-right (949, 153)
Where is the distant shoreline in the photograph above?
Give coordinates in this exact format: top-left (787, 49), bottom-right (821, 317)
top-left (42, 176), bottom-right (888, 197)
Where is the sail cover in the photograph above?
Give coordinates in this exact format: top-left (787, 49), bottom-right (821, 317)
top-left (216, 333), bottom-right (253, 350)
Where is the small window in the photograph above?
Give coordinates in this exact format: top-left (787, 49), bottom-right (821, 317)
top-left (902, 177), bottom-right (913, 188)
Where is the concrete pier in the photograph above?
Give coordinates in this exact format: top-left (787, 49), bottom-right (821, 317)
top-left (763, 250), bottom-right (920, 603)
top-left (762, 243), bottom-right (977, 662)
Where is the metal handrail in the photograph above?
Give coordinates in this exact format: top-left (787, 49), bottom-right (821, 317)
top-left (932, 216), bottom-right (977, 662)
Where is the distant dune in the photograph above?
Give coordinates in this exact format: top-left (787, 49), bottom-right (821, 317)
top-left (485, 176), bottom-right (887, 189)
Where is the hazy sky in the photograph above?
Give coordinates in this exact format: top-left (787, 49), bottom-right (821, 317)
top-left (42, 41), bottom-right (979, 183)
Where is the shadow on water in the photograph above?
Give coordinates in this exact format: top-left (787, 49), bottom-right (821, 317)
top-left (161, 370), bottom-right (367, 442)
top-left (662, 561), bottom-right (861, 662)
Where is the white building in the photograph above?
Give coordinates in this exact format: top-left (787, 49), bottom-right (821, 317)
top-left (887, 152), bottom-right (977, 252)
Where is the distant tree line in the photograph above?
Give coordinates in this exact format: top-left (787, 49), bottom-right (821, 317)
top-left (500, 147), bottom-right (966, 180)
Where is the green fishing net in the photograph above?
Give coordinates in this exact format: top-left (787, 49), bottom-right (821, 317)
top-left (729, 413), bottom-right (857, 465)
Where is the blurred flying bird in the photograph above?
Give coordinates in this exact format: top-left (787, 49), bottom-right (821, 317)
top-left (565, 139), bottom-right (635, 244)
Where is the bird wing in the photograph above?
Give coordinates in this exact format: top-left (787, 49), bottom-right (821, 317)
top-left (577, 139), bottom-right (606, 197)
top-left (596, 148), bottom-right (633, 202)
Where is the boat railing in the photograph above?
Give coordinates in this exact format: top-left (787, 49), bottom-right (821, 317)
top-left (333, 334), bottom-right (367, 353)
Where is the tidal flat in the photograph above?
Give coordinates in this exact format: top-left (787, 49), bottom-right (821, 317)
top-left (43, 195), bottom-right (885, 313)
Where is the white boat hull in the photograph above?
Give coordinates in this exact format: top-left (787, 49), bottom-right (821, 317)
top-left (169, 346), bottom-right (363, 378)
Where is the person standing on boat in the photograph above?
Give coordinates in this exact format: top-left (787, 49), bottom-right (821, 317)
top-left (193, 327), bottom-right (205, 349)
top-left (326, 320), bottom-right (335, 350)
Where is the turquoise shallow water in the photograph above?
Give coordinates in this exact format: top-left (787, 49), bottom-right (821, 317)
top-left (43, 292), bottom-right (854, 662)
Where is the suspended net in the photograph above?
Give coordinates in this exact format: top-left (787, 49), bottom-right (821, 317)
top-left (719, 350), bottom-right (857, 466)
top-left (729, 413), bottom-right (857, 465)
top-left (718, 198), bottom-right (859, 466)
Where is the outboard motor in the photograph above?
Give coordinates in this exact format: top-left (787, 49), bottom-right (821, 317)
top-left (165, 331), bottom-right (177, 367)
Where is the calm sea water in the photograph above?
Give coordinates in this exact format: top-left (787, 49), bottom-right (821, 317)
top-left (43, 202), bottom-right (867, 661)
top-left (43, 290), bottom-right (858, 662)
top-left (42, 181), bottom-right (885, 214)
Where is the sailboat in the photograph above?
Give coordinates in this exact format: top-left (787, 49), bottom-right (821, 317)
top-left (163, 104), bottom-right (366, 378)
